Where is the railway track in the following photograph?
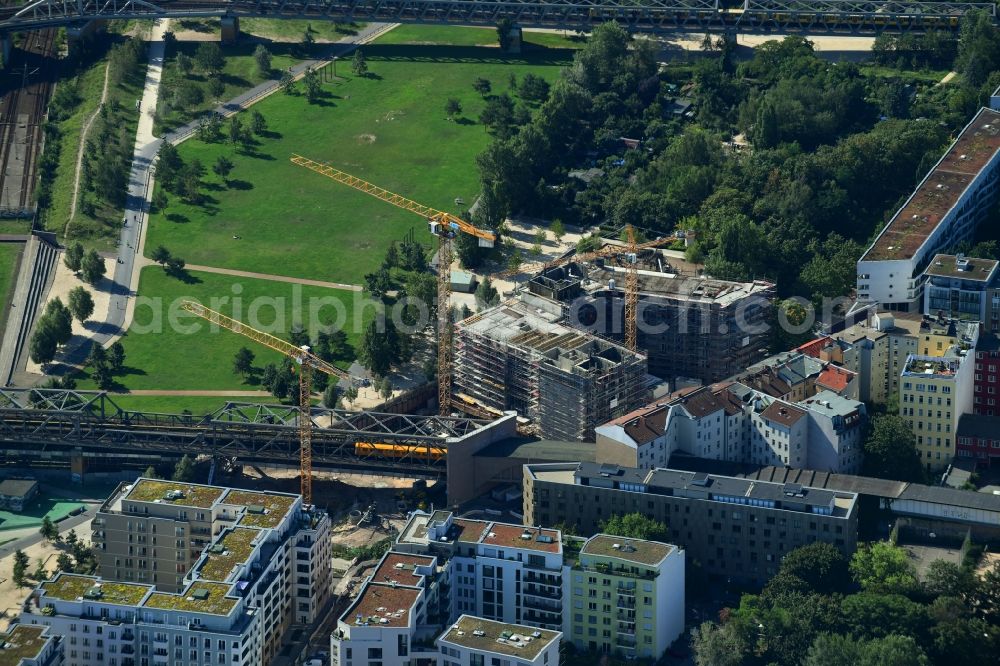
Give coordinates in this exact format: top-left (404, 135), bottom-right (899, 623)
top-left (0, 28), bottom-right (56, 218)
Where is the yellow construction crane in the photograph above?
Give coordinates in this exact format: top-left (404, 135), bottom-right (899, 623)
top-left (180, 300), bottom-right (348, 505)
top-left (500, 225), bottom-right (671, 352)
top-left (289, 154), bottom-right (496, 415)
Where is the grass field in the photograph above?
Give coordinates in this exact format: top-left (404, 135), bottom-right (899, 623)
top-left (859, 64), bottom-right (951, 84)
top-left (108, 394), bottom-right (286, 414)
top-left (0, 242), bottom-right (21, 333)
top-left (240, 18), bottom-right (364, 42)
top-left (74, 266), bottom-right (371, 391)
top-left (144, 26), bottom-right (577, 283)
top-left (154, 40), bottom-right (312, 134)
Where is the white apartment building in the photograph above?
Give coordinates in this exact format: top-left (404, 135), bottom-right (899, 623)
top-left (857, 107), bottom-right (1000, 311)
top-left (437, 616), bottom-right (560, 666)
top-left (0, 624), bottom-right (63, 666)
top-left (20, 479), bottom-right (332, 666)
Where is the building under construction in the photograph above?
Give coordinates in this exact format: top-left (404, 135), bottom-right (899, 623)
top-left (524, 243), bottom-right (776, 384)
top-left (454, 299), bottom-right (648, 441)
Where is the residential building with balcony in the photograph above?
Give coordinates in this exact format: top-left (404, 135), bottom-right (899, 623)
top-left (923, 254), bottom-right (1000, 324)
top-left (437, 616), bottom-right (560, 666)
top-left (899, 353), bottom-right (975, 471)
top-left (0, 624), bottom-right (63, 666)
top-left (974, 332), bottom-right (1000, 416)
top-left (524, 462), bottom-right (858, 585)
top-left (563, 535), bottom-right (684, 660)
top-left (957, 413), bottom-right (1000, 466)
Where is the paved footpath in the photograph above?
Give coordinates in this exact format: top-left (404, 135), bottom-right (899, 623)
top-left (183, 263), bottom-right (363, 291)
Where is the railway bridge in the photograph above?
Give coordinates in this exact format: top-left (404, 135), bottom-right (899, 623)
top-left (0, 388), bottom-right (512, 479)
top-left (0, 0), bottom-right (994, 36)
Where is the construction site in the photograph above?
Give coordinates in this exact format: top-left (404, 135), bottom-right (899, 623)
top-left (453, 298), bottom-right (648, 441)
top-left (521, 242), bottom-right (776, 384)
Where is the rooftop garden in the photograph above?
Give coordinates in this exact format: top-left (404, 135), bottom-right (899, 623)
top-left (224, 490), bottom-right (296, 528)
top-left (143, 582), bottom-right (236, 616)
top-left (127, 479), bottom-right (224, 509)
top-left (41, 575), bottom-right (151, 605)
top-left (197, 527), bottom-right (260, 582)
top-left (0, 626), bottom-right (49, 666)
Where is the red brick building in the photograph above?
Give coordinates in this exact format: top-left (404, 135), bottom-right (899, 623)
top-left (957, 414), bottom-right (1000, 466)
top-left (974, 333), bottom-right (1000, 416)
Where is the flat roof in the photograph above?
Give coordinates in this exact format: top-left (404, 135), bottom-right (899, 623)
top-left (439, 615), bottom-right (559, 660)
top-left (760, 401), bottom-right (807, 427)
top-left (800, 391), bottom-right (864, 419)
top-left (581, 534), bottom-right (674, 566)
top-left (958, 413), bottom-right (1000, 440)
top-left (473, 437), bottom-right (596, 462)
top-left (126, 479), bottom-right (224, 509)
top-left (223, 489), bottom-right (296, 528)
top-left (371, 552), bottom-right (435, 587)
top-left (926, 254), bottom-right (999, 281)
top-left (0, 625), bottom-right (51, 666)
top-left (452, 519), bottom-right (490, 544)
top-left (902, 355), bottom-right (962, 377)
top-left (0, 479), bottom-right (36, 497)
top-left (344, 583), bottom-right (420, 628)
top-left (197, 527), bottom-right (260, 582)
top-left (864, 107), bottom-right (1000, 261)
top-left (41, 574), bottom-right (150, 606)
top-left (896, 483), bottom-right (1000, 513)
top-left (143, 581), bottom-right (237, 616)
top-left (481, 524), bottom-right (561, 553)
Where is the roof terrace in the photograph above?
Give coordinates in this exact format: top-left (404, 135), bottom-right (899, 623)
top-left (143, 582), bottom-right (237, 616)
top-left (344, 583), bottom-right (420, 629)
top-left (371, 553), bottom-right (434, 588)
top-left (0, 625), bottom-right (52, 666)
top-left (197, 527), bottom-right (260, 582)
top-left (864, 107), bottom-right (1000, 262)
top-left (126, 479), bottom-right (224, 509)
top-left (481, 524), bottom-right (561, 553)
top-left (581, 534), bottom-right (674, 567)
top-left (438, 615), bottom-right (559, 661)
top-left (223, 490), bottom-right (296, 529)
top-left (902, 355), bottom-right (963, 378)
top-left (41, 574), bottom-right (150, 606)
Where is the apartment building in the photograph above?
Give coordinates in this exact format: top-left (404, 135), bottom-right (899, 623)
top-left (595, 381), bottom-right (866, 475)
top-left (857, 107), bottom-right (1000, 311)
top-left (437, 617), bottom-right (560, 666)
top-left (78, 478), bottom-right (332, 666)
top-left (524, 256), bottom-right (775, 384)
top-left (900, 353), bottom-right (976, 471)
top-left (974, 333), bottom-right (1000, 416)
top-left (957, 414), bottom-right (1000, 466)
top-left (0, 624), bottom-right (63, 666)
top-left (923, 254), bottom-right (1000, 326)
top-left (820, 313), bottom-right (978, 404)
top-left (564, 535), bottom-right (684, 659)
top-left (524, 462), bottom-right (858, 584)
top-left (453, 299), bottom-right (647, 440)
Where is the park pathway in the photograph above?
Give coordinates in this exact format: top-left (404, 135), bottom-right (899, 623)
top-left (182, 263), bottom-right (363, 291)
top-left (66, 60), bottom-right (111, 233)
top-left (123, 389), bottom-right (272, 396)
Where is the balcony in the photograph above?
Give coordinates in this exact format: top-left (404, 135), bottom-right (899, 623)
top-left (617, 623), bottom-right (636, 636)
top-left (522, 597), bottom-right (561, 613)
top-left (616, 636), bottom-right (637, 650)
top-left (616, 597), bottom-right (635, 609)
top-left (575, 563), bottom-right (656, 581)
top-left (616, 611), bottom-right (635, 622)
top-left (616, 584), bottom-right (636, 595)
top-left (523, 571), bottom-right (561, 586)
top-left (523, 585), bottom-right (560, 600)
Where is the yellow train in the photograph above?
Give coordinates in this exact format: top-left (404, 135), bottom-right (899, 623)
top-left (354, 441), bottom-right (446, 461)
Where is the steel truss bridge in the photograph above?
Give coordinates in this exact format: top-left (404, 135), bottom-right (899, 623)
top-left (0, 388), bottom-right (491, 476)
top-left (0, 0), bottom-right (994, 34)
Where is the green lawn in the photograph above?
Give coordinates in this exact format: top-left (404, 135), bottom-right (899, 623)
top-left (0, 242), bottom-right (21, 333)
top-left (74, 266), bottom-right (371, 391)
top-left (240, 18), bottom-right (364, 42)
top-left (107, 394), bottom-right (285, 415)
top-left (859, 64), bottom-right (952, 84)
top-left (154, 40), bottom-right (311, 134)
top-left (145, 26), bottom-right (575, 284)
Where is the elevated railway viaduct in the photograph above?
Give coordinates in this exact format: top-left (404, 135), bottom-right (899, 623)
top-left (0, 0), bottom-right (994, 36)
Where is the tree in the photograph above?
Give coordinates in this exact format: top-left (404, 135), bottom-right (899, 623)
top-left (176, 52), bottom-right (193, 75)
top-left (343, 385), bottom-right (359, 406)
top-left (33, 558), bottom-right (47, 581)
top-left (233, 347), bottom-right (255, 378)
top-left (545, 223), bottom-right (564, 247)
top-left (352, 49), bottom-right (368, 77)
top-left (194, 42), bottom-right (224, 72)
top-left (64, 242), bottom-right (84, 272)
top-left (519, 73), bottom-right (550, 103)
top-left (506, 249), bottom-right (522, 272)
top-left (250, 109), bottom-right (267, 135)
top-left (29, 324), bottom-right (58, 365)
top-left (152, 188), bottom-right (167, 212)
top-left (364, 268), bottom-right (391, 299)
top-left (81, 249), bottom-right (106, 286)
top-left (143, 465), bottom-right (158, 479)
top-left (599, 513), bottom-right (668, 542)
top-left (228, 116), bottom-right (243, 145)
top-left (692, 621), bottom-right (748, 666)
top-left (303, 66), bottom-right (321, 103)
top-left (12, 550), bottom-right (28, 586)
top-left (379, 377), bottom-right (393, 401)
top-left (213, 155), bottom-right (234, 182)
top-left (863, 414), bottom-right (926, 483)
top-left (67, 286), bottom-right (95, 323)
top-left (850, 541), bottom-right (918, 595)
top-left (777, 542), bottom-right (849, 595)
top-left (280, 70), bottom-right (295, 95)
top-left (45, 298), bottom-right (73, 346)
top-left (253, 44), bottom-right (272, 75)
top-left (358, 319), bottom-right (401, 378)
top-left (496, 17), bottom-right (514, 51)
top-left (56, 552), bottom-right (74, 573)
top-left (444, 98), bottom-right (462, 119)
top-left (208, 75), bottom-right (225, 99)
top-left (473, 77), bottom-right (492, 97)
top-left (151, 245), bottom-right (171, 266)
top-left (924, 560), bottom-right (977, 600)
top-left (475, 276), bottom-right (499, 309)
top-left (172, 454), bottom-right (196, 482)
top-left (322, 382), bottom-right (339, 408)
top-left (65, 529), bottom-right (78, 549)
top-left (40, 515), bottom-right (57, 541)
top-left (165, 256), bottom-right (186, 276)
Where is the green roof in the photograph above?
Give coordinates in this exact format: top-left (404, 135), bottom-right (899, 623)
top-left (197, 527), bottom-right (260, 582)
top-left (126, 479), bottom-right (224, 509)
top-left (0, 625), bottom-right (50, 666)
top-left (224, 490), bottom-right (296, 528)
top-left (143, 582), bottom-right (237, 616)
top-left (41, 575), bottom-right (150, 605)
